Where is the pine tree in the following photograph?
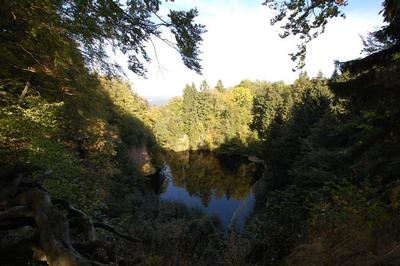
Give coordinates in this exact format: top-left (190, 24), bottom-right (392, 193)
top-left (215, 80), bottom-right (225, 92)
top-left (183, 83), bottom-right (201, 148)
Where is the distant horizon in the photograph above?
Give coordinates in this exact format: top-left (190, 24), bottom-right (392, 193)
top-left (116, 0), bottom-right (383, 99)
top-left (140, 72), bottom-right (328, 102)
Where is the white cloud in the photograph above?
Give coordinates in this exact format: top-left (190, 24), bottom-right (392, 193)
top-left (117, 1), bottom-right (383, 99)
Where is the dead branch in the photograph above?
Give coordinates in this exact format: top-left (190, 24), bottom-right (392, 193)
top-left (93, 222), bottom-right (141, 243)
top-left (53, 198), bottom-right (96, 242)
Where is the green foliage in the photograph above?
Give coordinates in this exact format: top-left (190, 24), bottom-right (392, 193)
top-left (264, 0), bottom-right (400, 69)
top-left (263, 0), bottom-right (347, 69)
top-left (0, 0), bottom-right (205, 79)
top-left (123, 194), bottom-right (253, 266)
top-left (151, 97), bottom-right (188, 151)
top-left (0, 0), bottom-right (203, 215)
top-left (2, 0), bottom-right (400, 264)
top-left (247, 46), bottom-right (400, 265)
top-left (169, 8), bottom-right (206, 74)
top-left (362, 0), bottom-right (400, 54)
top-left (152, 81), bottom-right (259, 154)
top-left (251, 81), bottom-right (291, 141)
top-left (286, 181), bottom-right (397, 265)
top-left (215, 79), bottom-right (225, 92)
top-left (0, 70), bottom-right (160, 214)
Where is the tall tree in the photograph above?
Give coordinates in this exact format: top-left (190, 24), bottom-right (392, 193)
top-left (215, 80), bottom-right (225, 92)
top-left (182, 83), bottom-right (201, 148)
top-left (0, 0), bottom-right (206, 88)
top-left (197, 80), bottom-right (213, 124)
top-left (199, 80), bottom-right (210, 92)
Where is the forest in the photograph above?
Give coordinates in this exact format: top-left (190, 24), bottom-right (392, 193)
top-left (1, 0), bottom-right (399, 265)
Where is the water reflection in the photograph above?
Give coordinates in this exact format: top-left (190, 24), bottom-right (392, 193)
top-left (160, 151), bottom-right (258, 229)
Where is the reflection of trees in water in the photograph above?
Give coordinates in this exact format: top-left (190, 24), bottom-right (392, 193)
top-left (164, 151), bottom-right (256, 206)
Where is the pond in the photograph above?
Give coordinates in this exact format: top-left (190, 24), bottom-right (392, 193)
top-left (159, 151), bottom-right (260, 230)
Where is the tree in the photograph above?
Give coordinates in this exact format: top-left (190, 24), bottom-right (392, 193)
top-left (0, 0), bottom-right (206, 86)
top-left (263, 0), bottom-right (347, 69)
top-left (0, 1), bottom-right (206, 265)
top-left (251, 83), bottom-right (287, 141)
top-left (264, 0), bottom-right (400, 69)
top-left (199, 80), bottom-right (211, 92)
top-left (197, 81), bottom-right (213, 123)
top-left (215, 80), bottom-right (225, 92)
top-left (182, 83), bottom-right (202, 148)
top-left (152, 97), bottom-right (188, 150)
top-left (374, 0), bottom-right (400, 46)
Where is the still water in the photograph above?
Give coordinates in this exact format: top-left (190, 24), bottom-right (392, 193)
top-left (159, 151), bottom-right (259, 229)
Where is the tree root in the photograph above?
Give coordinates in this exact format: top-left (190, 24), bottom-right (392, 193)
top-left (0, 174), bottom-right (141, 265)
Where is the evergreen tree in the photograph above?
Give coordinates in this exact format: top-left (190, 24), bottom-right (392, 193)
top-left (215, 80), bottom-right (225, 92)
top-left (182, 83), bottom-right (201, 148)
top-left (199, 80), bottom-right (211, 92)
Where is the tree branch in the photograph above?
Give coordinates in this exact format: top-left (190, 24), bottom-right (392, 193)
top-left (93, 222), bottom-right (141, 243)
top-left (53, 198), bottom-right (96, 242)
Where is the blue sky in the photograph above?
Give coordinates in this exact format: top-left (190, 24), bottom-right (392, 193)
top-left (344, 0), bottom-right (383, 14)
top-left (114, 0), bottom-right (385, 99)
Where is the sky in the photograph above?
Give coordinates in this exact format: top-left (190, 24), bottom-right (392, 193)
top-left (115, 0), bottom-right (384, 100)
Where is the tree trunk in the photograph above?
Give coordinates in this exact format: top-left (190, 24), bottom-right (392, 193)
top-left (18, 81), bottom-right (30, 104)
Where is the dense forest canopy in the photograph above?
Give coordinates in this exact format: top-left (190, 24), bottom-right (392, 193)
top-left (151, 80), bottom-right (258, 153)
top-left (1, 0), bottom-right (400, 265)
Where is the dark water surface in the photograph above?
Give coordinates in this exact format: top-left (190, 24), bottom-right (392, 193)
top-left (160, 151), bottom-right (258, 229)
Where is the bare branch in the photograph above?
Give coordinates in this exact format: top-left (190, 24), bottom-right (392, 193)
top-left (93, 222), bottom-right (141, 243)
top-left (53, 198), bottom-right (96, 242)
